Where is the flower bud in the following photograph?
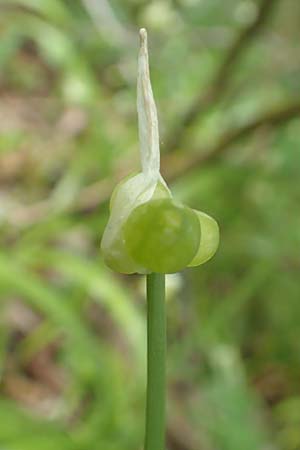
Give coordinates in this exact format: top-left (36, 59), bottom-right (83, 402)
top-left (101, 29), bottom-right (219, 274)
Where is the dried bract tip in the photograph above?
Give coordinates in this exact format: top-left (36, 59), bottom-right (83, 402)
top-left (139, 28), bottom-right (147, 43)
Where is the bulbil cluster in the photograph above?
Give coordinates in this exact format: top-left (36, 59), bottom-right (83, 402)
top-left (101, 29), bottom-right (219, 274)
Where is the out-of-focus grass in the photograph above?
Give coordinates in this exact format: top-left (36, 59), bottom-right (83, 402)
top-left (0, 1), bottom-right (300, 449)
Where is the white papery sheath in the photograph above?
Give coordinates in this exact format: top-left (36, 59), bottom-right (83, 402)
top-left (101, 29), bottom-right (170, 269)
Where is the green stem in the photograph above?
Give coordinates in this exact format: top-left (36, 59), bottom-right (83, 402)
top-left (145, 273), bottom-right (166, 450)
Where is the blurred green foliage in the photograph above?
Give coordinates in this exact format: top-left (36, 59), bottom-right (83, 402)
top-left (0, 0), bottom-right (300, 449)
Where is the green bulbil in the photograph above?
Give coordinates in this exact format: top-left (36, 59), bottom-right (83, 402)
top-left (123, 198), bottom-right (201, 273)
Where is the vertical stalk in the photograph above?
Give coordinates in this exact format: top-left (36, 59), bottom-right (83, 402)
top-left (145, 273), bottom-right (166, 450)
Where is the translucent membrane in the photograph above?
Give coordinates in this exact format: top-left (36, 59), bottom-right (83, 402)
top-left (188, 211), bottom-right (219, 266)
top-left (101, 29), bottom-right (170, 273)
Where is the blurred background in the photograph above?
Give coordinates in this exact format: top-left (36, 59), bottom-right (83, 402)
top-left (0, 0), bottom-right (299, 449)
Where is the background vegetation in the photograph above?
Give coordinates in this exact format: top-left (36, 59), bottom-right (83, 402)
top-left (0, 0), bottom-right (299, 449)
